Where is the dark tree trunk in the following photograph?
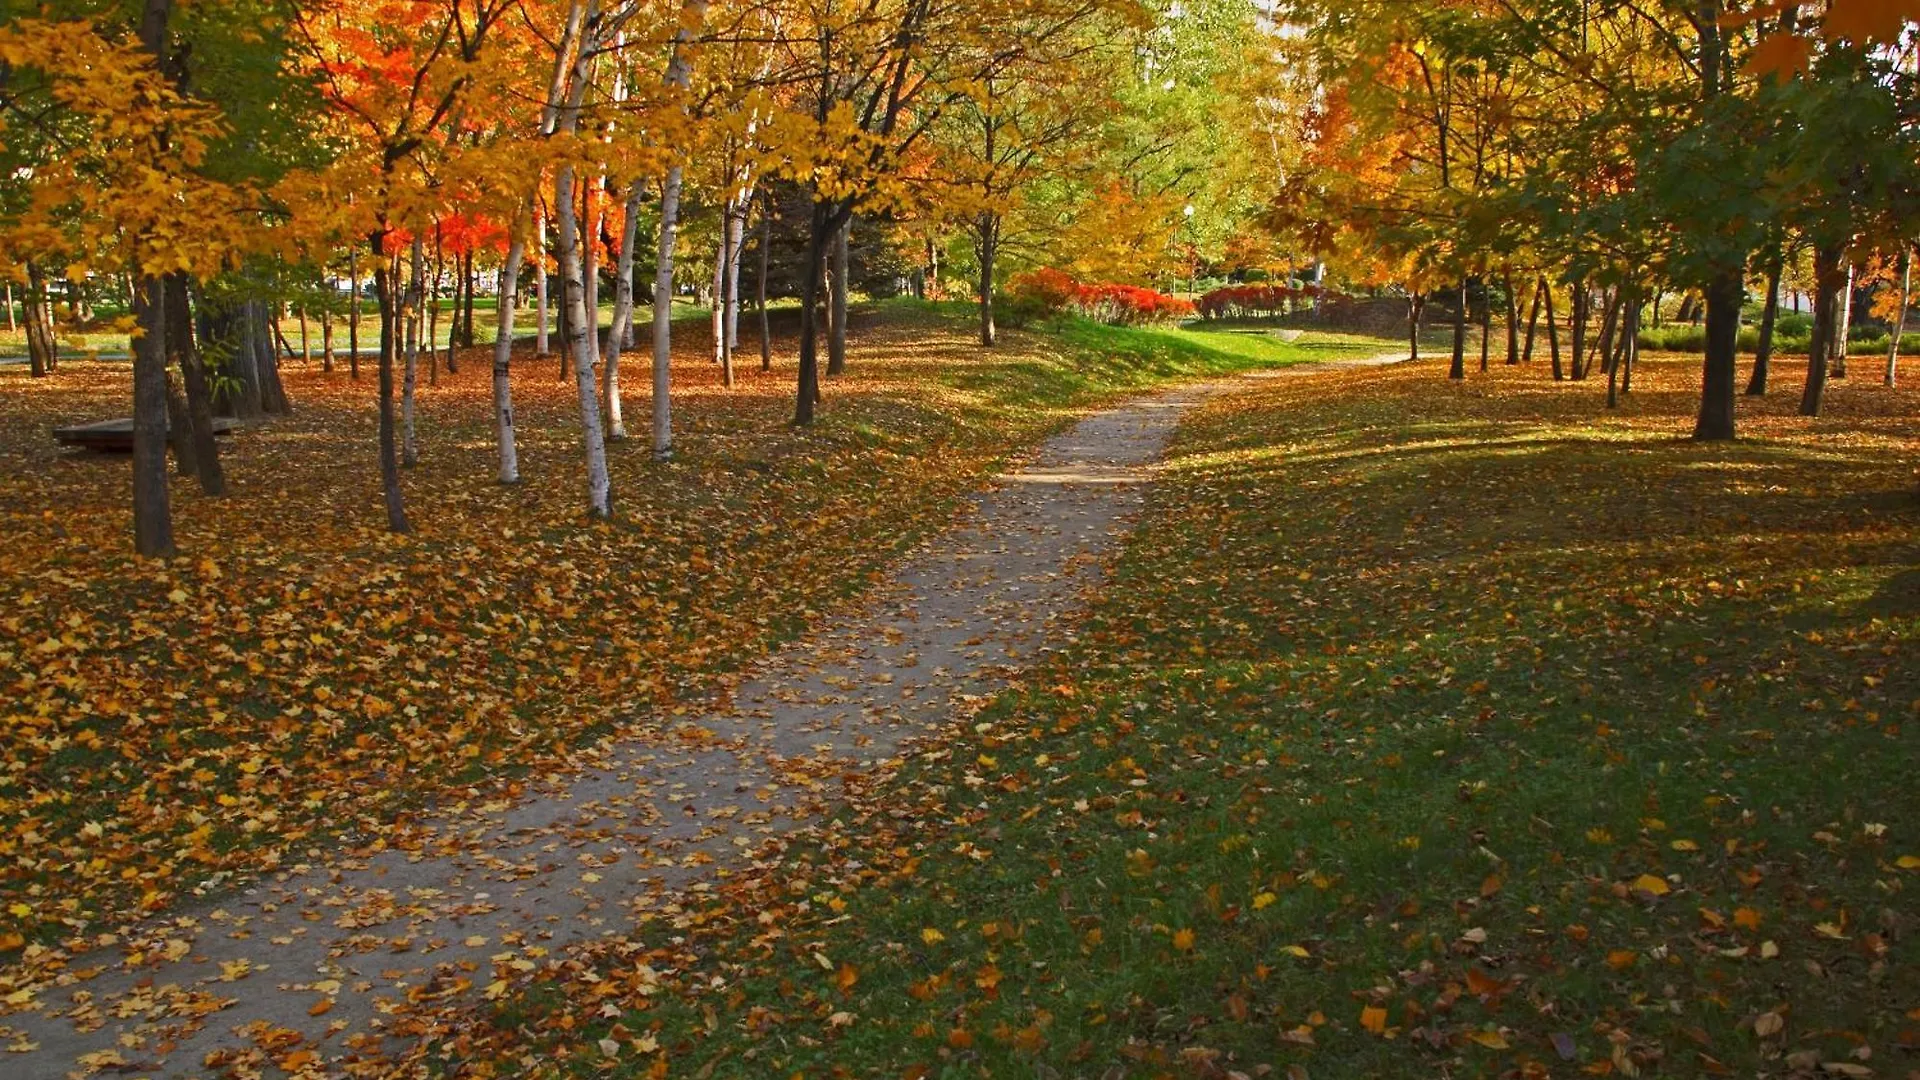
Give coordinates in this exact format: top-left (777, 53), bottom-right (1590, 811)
top-left (1521, 277), bottom-right (1543, 363)
top-left (131, 275), bottom-right (174, 556)
top-left (373, 245), bottom-right (411, 532)
top-left (1619, 296), bottom-right (1641, 396)
top-left (167, 274), bottom-right (223, 495)
top-left (1544, 281), bottom-right (1563, 380)
top-left (976, 212), bottom-right (998, 347)
top-left (1569, 280), bottom-right (1587, 381)
top-left (253, 301), bottom-right (290, 414)
top-left (1479, 283), bottom-right (1491, 372)
top-left (1449, 281), bottom-right (1467, 380)
top-left (23, 263), bottom-right (55, 378)
top-left (826, 218), bottom-right (850, 376)
top-left (1408, 292), bottom-right (1423, 361)
top-left (460, 249), bottom-right (476, 354)
top-left (165, 372), bottom-right (194, 478)
top-left (758, 196), bottom-right (772, 373)
top-left (1747, 251), bottom-right (1782, 396)
top-left (347, 254), bottom-right (361, 380)
top-left (1593, 290), bottom-right (1622, 380)
top-left (1799, 243), bottom-right (1845, 417)
top-left (794, 202), bottom-right (834, 424)
top-left (1504, 272), bottom-right (1520, 364)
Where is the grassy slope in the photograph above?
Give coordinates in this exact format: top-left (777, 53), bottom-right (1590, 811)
top-left (470, 354), bottom-right (1920, 1080)
top-left (0, 303), bottom-right (1368, 953)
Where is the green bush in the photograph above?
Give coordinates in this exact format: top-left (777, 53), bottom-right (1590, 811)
top-left (1637, 325), bottom-right (1705, 352)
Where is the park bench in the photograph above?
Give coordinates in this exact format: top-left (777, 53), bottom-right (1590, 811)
top-left (53, 417), bottom-right (238, 453)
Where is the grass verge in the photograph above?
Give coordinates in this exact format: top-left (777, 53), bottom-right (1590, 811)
top-left (461, 354), bottom-right (1918, 1079)
top-left (0, 301), bottom-right (1370, 960)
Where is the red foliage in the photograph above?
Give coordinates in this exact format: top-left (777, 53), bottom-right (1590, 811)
top-left (1195, 283), bottom-right (1326, 320)
top-left (1009, 269), bottom-right (1194, 326)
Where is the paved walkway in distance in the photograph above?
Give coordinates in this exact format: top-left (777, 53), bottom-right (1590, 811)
top-left (2, 357), bottom-right (1403, 1079)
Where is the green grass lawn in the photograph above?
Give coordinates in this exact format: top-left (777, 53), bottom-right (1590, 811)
top-left (464, 354), bottom-right (1919, 1079)
top-left (0, 298), bottom-right (718, 359)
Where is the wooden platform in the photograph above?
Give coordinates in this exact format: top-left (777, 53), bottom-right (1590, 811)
top-left (54, 417), bottom-right (238, 453)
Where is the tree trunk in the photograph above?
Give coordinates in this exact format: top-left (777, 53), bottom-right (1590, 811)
top-left (1689, 267), bottom-right (1751, 432)
top-left (1504, 272), bottom-right (1520, 364)
top-left (1449, 280), bottom-right (1467, 380)
top-left (1568, 280), bottom-right (1587, 381)
top-left (1831, 264), bottom-right (1853, 378)
top-left (976, 212), bottom-right (998, 347)
top-left (725, 198), bottom-right (745, 354)
top-left (1544, 281), bottom-right (1562, 380)
top-left (321, 306), bottom-right (334, 373)
top-left (795, 202), bottom-right (835, 424)
top-left (1799, 243), bottom-right (1845, 417)
top-left (429, 234), bottom-right (444, 385)
top-left (298, 305), bottom-right (311, 365)
top-left (1747, 251), bottom-right (1782, 396)
top-left (1407, 291), bottom-right (1422, 362)
top-left (605, 180), bottom-right (645, 441)
top-left (1521, 277), bottom-right (1542, 363)
top-left (131, 275), bottom-right (174, 556)
top-left (3, 282), bottom-right (13, 333)
top-left (1479, 284), bottom-right (1491, 372)
top-left (827, 217), bottom-right (850, 376)
top-left (165, 370), bottom-right (194, 478)
top-left (168, 275), bottom-right (223, 495)
top-left (536, 201), bottom-right (551, 358)
top-left (557, 161), bottom-right (613, 515)
top-left (460, 249), bottom-right (475, 355)
top-left (404, 237), bottom-right (423, 467)
top-left (348, 252), bottom-right (361, 379)
top-left (23, 264), bottom-right (54, 378)
top-left (758, 195), bottom-right (772, 372)
top-left (493, 210), bottom-right (529, 484)
top-left (1593, 289), bottom-right (1622, 380)
top-left (372, 244), bottom-right (410, 533)
top-left (1620, 296), bottom-right (1640, 395)
top-left (719, 203), bottom-right (737, 387)
top-left (653, 164), bottom-right (685, 460)
top-left (1887, 247), bottom-right (1909, 388)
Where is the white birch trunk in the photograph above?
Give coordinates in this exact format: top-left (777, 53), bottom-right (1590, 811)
top-left (550, 0), bottom-right (611, 516)
top-left (651, 0), bottom-right (709, 460)
top-left (557, 164), bottom-right (612, 517)
top-left (712, 226), bottom-right (727, 365)
top-left (492, 211), bottom-right (529, 483)
top-left (1833, 264), bottom-right (1853, 377)
top-left (726, 201), bottom-right (745, 352)
top-left (606, 180), bottom-right (647, 439)
top-left (535, 203), bottom-right (550, 357)
top-left (653, 163), bottom-right (684, 460)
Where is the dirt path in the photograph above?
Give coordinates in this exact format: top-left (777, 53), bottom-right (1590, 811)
top-left (3, 357), bottom-right (1401, 1078)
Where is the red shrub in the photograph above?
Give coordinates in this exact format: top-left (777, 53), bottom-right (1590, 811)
top-left (1196, 282), bottom-right (1326, 320)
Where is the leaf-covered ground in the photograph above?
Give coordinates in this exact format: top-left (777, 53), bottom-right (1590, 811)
top-left (0, 303), bottom-right (1385, 961)
top-left (455, 355), bottom-right (1919, 1079)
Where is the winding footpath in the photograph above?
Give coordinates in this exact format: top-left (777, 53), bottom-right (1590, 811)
top-left (4, 355), bottom-right (1401, 1079)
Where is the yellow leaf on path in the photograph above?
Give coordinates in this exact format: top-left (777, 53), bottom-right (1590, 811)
top-left (1630, 874), bottom-right (1671, 897)
top-left (1360, 1005), bottom-right (1388, 1034)
top-left (308, 999), bottom-right (332, 1017)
